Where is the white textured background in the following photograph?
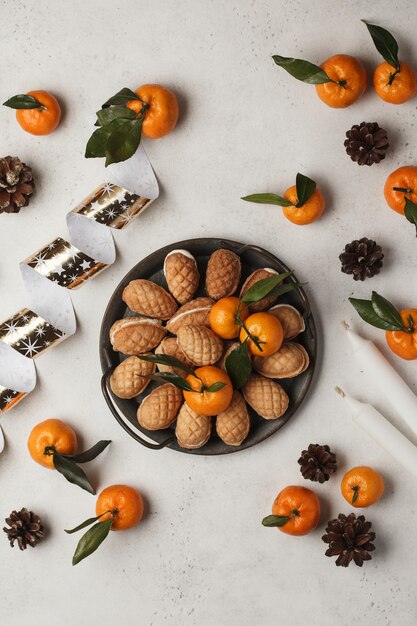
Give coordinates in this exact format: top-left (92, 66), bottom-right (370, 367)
top-left (1, 1), bottom-right (417, 624)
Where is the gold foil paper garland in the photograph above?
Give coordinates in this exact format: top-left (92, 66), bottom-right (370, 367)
top-left (0, 147), bottom-right (158, 415)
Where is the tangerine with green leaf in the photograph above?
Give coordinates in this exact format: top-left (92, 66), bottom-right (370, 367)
top-left (3, 90), bottom-right (61, 135)
top-left (262, 485), bottom-right (320, 536)
top-left (350, 291), bottom-right (417, 360)
top-left (341, 466), bottom-right (384, 508)
top-left (96, 484), bottom-right (144, 530)
top-left (272, 53), bottom-right (366, 108)
top-left (386, 309), bottom-right (417, 360)
top-left (242, 173), bottom-right (325, 225)
top-left (239, 312), bottom-right (284, 357)
top-left (363, 21), bottom-right (417, 104)
top-left (384, 166), bottom-right (417, 214)
top-left (183, 366), bottom-right (233, 416)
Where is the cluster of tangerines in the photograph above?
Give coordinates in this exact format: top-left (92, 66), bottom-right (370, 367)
top-left (27, 418), bottom-right (143, 565)
top-left (263, 459), bottom-right (384, 554)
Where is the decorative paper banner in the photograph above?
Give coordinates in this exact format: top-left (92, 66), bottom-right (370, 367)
top-left (0, 146), bottom-right (159, 415)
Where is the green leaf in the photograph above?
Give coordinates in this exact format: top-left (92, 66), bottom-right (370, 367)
top-left (147, 372), bottom-right (195, 392)
top-left (371, 291), bottom-right (404, 330)
top-left (362, 21), bottom-right (399, 70)
top-left (85, 124), bottom-right (115, 158)
top-left (95, 106), bottom-right (136, 127)
top-left (267, 282), bottom-right (303, 300)
top-left (351, 486), bottom-right (359, 505)
top-left (404, 197), bottom-right (417, 237)
top-left (295, 173), bottom-right (316, 207)
top-left (261, 515), bottom-right (291, 527)
top-left (241, 272), bottom-right (293, 304)
top-left (72, 518), bottom-right (113, 565)
top-left (3, 94), bottom-right (43, 109)
top-left (349, 298), bottom-right (402, 331)
top-left (105, 118), bottom-right (143, 166)
top-left (205, 382), bottom-right (227, 393)
top-left (62, 440), bottom-right (111, 464)
top-left (138, 354), bottom-right (195, 376)
top-left (53, 452), bottom-right (95, 494)
top-left (225, 341), bottom-right (252, 389)
top-left (272, 55), bottom-right (332, 84)
top-left (65, 511), bottom-right (111, 534)
top-left (241, 193), bottom-right (293, 207)
top-left (102, 87), bottom-right (140, 108)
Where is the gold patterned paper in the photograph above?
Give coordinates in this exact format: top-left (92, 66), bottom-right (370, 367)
top-left (72, 182), bottom-right (151, 230)
top-left (0, 308), bottom-right (67, 358)
top-left (25, 237), bottom-right (107, 289)
top-left (0, 386), bottom-right (27, 413)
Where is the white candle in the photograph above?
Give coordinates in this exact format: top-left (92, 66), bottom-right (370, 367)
top-left (337, 388), bottom-right (417, 479)
top-left (344, 325), bottom-right (417, 437)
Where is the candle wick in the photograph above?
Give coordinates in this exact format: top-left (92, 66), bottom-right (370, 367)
top-left (335, 386), bottom-right (346, 398)
top-left (341, 320), bottom-right (350, 331)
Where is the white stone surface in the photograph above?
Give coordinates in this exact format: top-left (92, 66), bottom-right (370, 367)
top-left (1, 1), bottom-right (417, 624)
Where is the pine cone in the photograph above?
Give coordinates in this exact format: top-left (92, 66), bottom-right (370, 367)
top-left (3, 508), bottom-right (44, 550)
top-left (344, 122), bottom-right (389, 166)
top-left (298, 443), bottom-right (337, 483)
top-left (0, 156), bottom-right (35, 214)
top-left (322, 513), bottom-right (376, 567)
top-left (339, 237), bottom-right (384, 281)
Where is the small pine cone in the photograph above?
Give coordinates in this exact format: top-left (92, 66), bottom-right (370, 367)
top-left (344, 122), bottom-right (389, 166)
top-left (322, 513), bottom-right (376, 567)
top-left (298, 443), bottom-right (337, 483)
top-left (3, 508), bottom-right (44, 550)
top-left (339, 237), bottom-right (384, 281)
top-left (0, 156), bottom-right (35, 214)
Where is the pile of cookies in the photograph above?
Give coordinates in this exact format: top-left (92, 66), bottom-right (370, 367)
top-left (108, 247), bottom-right (309, 450)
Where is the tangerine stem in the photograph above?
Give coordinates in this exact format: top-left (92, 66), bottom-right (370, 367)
top-left (387, 68), bottom-right (399, 87)
top-left (393, 186), bottom-right (413, 194)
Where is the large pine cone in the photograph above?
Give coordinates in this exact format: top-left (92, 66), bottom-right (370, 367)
top-left (0, 156), bottom-right (35, 214)
top-left (322, 513), bottom-right (376, 567)
top-left (3, 508), bottom-right (44, 550)
top-left (344, 122), bottom-right (389, 166)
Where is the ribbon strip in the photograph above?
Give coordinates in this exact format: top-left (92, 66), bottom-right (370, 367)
top-left (0, 146), bottom-right (159, 414)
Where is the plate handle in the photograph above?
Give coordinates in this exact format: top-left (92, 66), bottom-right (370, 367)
top-left (101, 367), bottom-right (175, 450)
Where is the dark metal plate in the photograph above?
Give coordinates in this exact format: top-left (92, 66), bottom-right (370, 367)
top-left (99, 238), bottom-right (317, 455)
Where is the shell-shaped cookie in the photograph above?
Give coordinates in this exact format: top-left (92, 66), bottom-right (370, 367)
top-left (164, 250), bottom-right (200, 304)
top-left (122, 279), bottom-right (177, 320)
top-left (110, 317), bottom-right (166, 355)
top-left (268, 304), bottom-right (305, 339)
top-left (216, 391), bottom-right (250, 446)
top-left (175, 403), bottom-right (211, 449)
top-left (253, 343), bottom-right (307, 379)
top-left (155, 337), bottom-right (195, 376)
top-left (242, 374), bottom-right (289, 420)
top-left (137, 384), bottom-right (183, 430)
top-left (177, 325), bottom-right (223, 366)
top-left (297, 344), bottom-right (310, 373)
top-left (205, 249), bottom-right (241, 300)
top-left (166, 297), bottom-right (214, 335)
top-left (240, 268), bottom-right (279, 312)
top-left (110, 355), bottom-right (155, 398)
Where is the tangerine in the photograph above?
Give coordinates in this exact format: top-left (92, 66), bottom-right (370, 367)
top-left (341, 466), bottom-right (384, 508)
top-left (239, 312), bottom-right (284, 357)
top-left (268, 485), bottom-right (320, 536)
top-left (315, 54), bottom-right (367, 108)
top-left (183, 366), bottom-right (233, 416)
top-left (283, 185), bottom-right (325, 225)
top-left (209, 297), bottom-right (249, 339)
top-left (384, 165), bottom-right (417, 215)
top-left (127, 84), bottom-right (178, 138)
top-left (374, 62), bottom-right (417, 104)
top-left (16, 90), bottom-right (61, 135)
top-left (96, 484), bottom-right (144, 530)
top-left (386, 309), bottom-right (417, 360)
top-left (27, 418), bottom-right (77, 469)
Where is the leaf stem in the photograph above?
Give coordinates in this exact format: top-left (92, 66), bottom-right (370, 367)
top-left (43, 445), bottom-right (56, 457)
top-left (387, 68), bottom-right (400, 86)
top-left (337, 79), bottom-right (347, 89)
top-left (393, 186), bottom-right (413, 194)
